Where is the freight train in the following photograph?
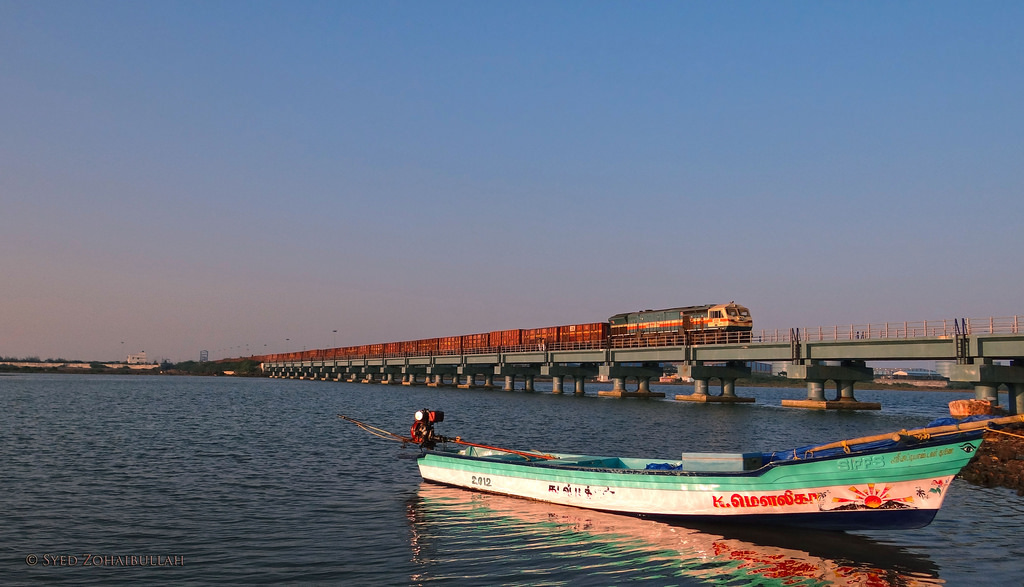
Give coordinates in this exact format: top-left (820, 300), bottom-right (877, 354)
top-left (254, 302), bottom-right (752, 363)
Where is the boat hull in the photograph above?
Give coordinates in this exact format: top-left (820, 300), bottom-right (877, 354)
top-left (417, 435), bottom-right (982, 531)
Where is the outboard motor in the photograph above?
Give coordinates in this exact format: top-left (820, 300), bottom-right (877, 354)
top-left (410, 409), bottom-right (444, 448)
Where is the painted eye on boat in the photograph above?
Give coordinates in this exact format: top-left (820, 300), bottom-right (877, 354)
top-left (960, 443), bottom-right (976, 453)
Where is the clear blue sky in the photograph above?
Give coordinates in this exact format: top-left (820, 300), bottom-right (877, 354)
top-left (2, 1), bottom-right (1021, 362)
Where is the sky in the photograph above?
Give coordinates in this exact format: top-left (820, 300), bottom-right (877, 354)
top-left (2, 1), bottom-right (1022, 363)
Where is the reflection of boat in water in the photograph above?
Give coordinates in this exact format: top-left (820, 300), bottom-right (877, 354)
top-left (408, 484), bottom-right (942, 586)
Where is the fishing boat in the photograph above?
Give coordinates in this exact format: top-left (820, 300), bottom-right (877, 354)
top-left (341, 411), bottom-right (1024, 531)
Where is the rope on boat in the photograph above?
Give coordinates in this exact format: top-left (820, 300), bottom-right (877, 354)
top-left (988, 427), bottom-right (1024, 441)
top-left (338, 415), bottom-right (413, 444)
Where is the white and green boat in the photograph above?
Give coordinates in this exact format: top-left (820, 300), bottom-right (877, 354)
top-left (345, 411), bottom-right (1019, 531)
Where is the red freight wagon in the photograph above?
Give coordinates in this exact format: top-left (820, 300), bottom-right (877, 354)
top-left (416, 338), bottom-right (439, 355)
top-left (399, 340), bottom-right (418, 355)
top-left (384, 342), bottom-right (402, 356)
top-left (558, 322), bottom-right (609, 344)
top-left (489, 329), bottom-right (522, 348)
top-left (522, 326), bottom-right (559, 346)
top-left (438, 336), bottom-right (462, 354)
top-left (504, 329), bottom-right (522, 346)
top-left (462, 332), bottom-right (489, 351)
top-left (368, 343), bottom-right (385, 357)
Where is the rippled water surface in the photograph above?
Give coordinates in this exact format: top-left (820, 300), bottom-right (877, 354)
top-left (2, 374), bottom-right (1022, 585)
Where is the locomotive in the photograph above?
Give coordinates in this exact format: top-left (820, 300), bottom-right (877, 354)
top-left (254, 302), bottom-right (752, 362)
top-left (609, 302), bottom-right (753, 343)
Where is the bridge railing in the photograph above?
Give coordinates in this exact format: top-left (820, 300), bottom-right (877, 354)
top-left (754, 315), bottom-right (1022, 343)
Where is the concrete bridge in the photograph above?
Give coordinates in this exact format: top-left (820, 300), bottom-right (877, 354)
top-left (261, 316), bottom-right (1024, 412)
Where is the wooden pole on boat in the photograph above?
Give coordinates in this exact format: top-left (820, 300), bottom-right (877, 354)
top-left (440, 436), bottom-right (558, 461)
top-left (338, 414), bottom-right (559, 460)
top-left (804, 414), bottom-right (1024, 456)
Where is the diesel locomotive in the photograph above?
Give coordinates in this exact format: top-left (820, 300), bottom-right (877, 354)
top-left (609, 302), bottom-right (753, 344)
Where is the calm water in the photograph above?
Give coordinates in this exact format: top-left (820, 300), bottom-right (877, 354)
top-left (3, 374), bottom-right (1023, 585)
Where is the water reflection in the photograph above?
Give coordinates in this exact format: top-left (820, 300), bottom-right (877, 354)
top-left (407, 484), bottom-right (942, 586)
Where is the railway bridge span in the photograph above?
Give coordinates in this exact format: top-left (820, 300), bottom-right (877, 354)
top-left (261, 316), bottom-right (1024, 412)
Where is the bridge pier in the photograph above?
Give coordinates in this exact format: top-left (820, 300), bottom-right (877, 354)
top-left (542, 365), bottom-right (598, 395)
top-left (361, 368), bottom-right (378, 384)
top-left (380, 367), bottom-right (403, 385)
top-left (837, 379), bottom-right (858, 400)
top-left (598, 365), bottom-right (664, 398)
top-left (1010, 383), bottom-right (1024, 415)
top-left (806, 380), bottom-right (825, 401)
top-left (495, 366), bottom-right (541, 392)
top-left (675, 363), bottom-right (755, 404)
top-left (948, 362), bottom-right (1024, 415)
top-left (781, 362), bottom-right (880, 410)
top-left (457, 366), bottom-right (497, 389)
top-left (402, 367), bottom-right (428, 386)
top-left (427, 366), bottom-right (459, 387)
top-left (342, 367), bottom-right (359, 382)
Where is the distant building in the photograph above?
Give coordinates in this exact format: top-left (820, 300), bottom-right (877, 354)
top-left (126, 351), bottom-right (148, 364)
top-left (876, 365), bottom-right (945, 381)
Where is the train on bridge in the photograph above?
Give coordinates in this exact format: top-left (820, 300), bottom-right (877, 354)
top-left (250, 302), bottom-right (752, 364)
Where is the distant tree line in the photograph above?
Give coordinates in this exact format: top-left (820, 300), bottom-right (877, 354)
top-left (0, 357), bottom-right (263, 377)
top-left (165, 359), bottom-right (261, 377)
top-left (0, 356), bottom-right (78, 363)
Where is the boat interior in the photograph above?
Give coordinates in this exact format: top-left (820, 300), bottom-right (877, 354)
top-left (455, 446), bottom-right (765, 472)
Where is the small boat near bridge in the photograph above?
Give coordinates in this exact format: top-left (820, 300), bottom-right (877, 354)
top-left (341, 411), bottom-right (1024, 531)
